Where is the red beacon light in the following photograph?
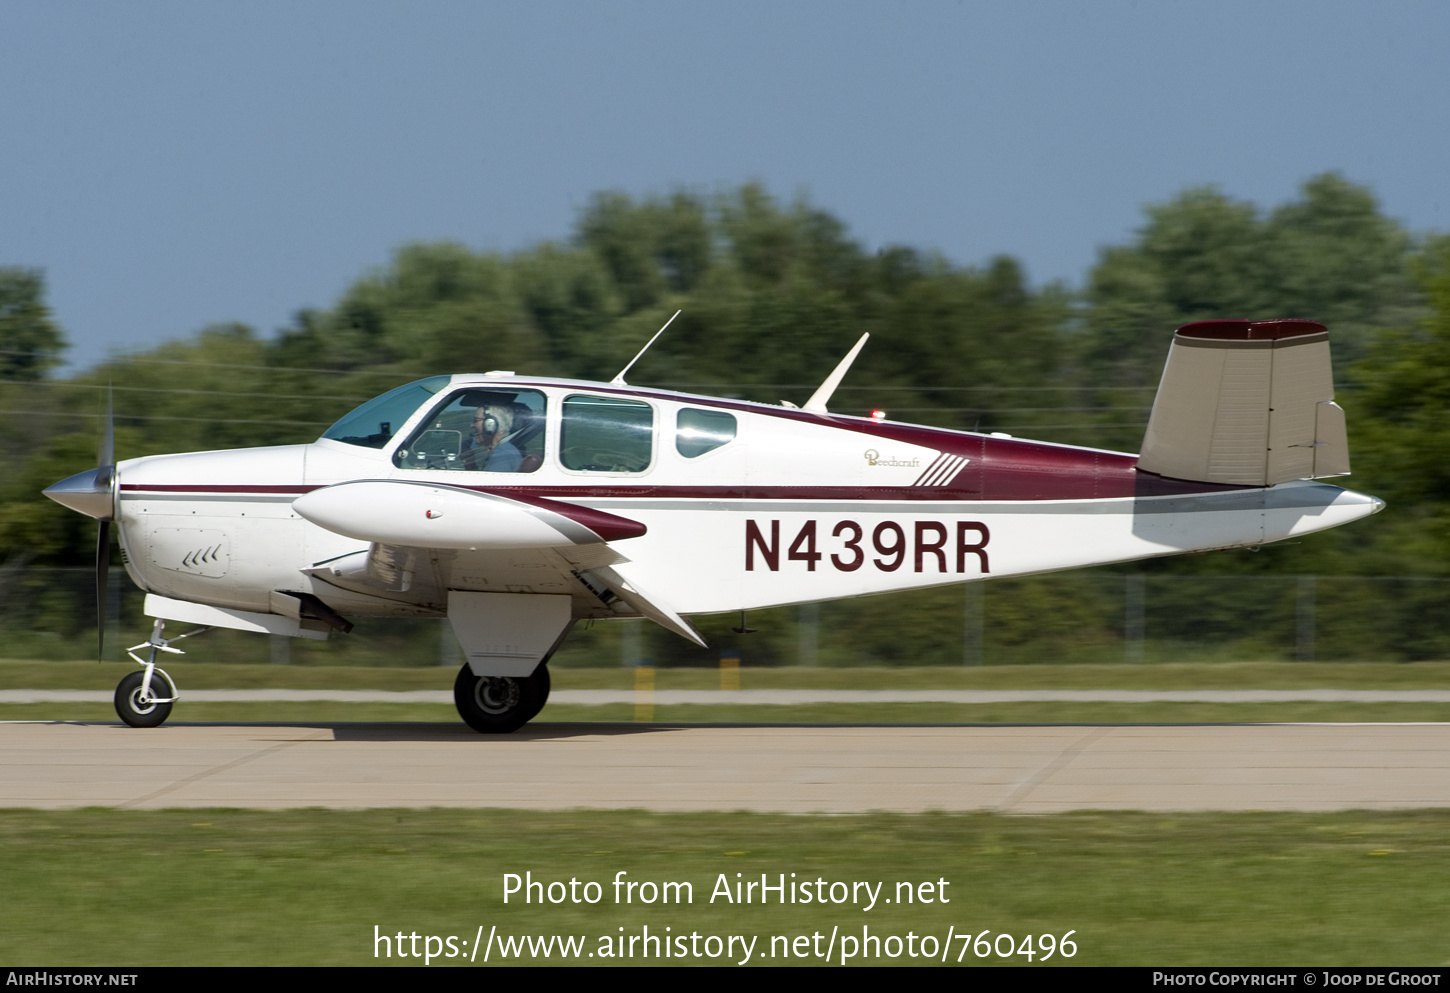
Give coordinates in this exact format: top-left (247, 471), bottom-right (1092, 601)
top-left (869, 409), bottom-right (886, 422)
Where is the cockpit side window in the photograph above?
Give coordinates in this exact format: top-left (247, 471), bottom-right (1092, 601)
top-left (676, 407), bottom-right (737, 458)
top-left (321, 377), bottom-right (450, 449)
top-left (560, 395), bottom-right (653, 472)
top-left (393, 389), bottom-right (547, 473)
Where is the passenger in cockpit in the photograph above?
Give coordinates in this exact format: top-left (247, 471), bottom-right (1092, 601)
top-left (462, 403), bottom-right (522, 471)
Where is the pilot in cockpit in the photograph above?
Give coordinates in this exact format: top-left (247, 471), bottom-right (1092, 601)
top-left (392, 389), bottom-right (544, 473)
top-left (462, 403), bottom-right (522, 472)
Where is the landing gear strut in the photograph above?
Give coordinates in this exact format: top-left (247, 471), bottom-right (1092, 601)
top-left (113, 619), bottom-right (208, 728)
top-left (453, 663), bottom-right (550, 734)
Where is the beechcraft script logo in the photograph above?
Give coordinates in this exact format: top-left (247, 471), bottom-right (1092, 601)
top-left (866, 449), bottom-right (972, 488)
top-left (863, 449), bottom-right (921, 468)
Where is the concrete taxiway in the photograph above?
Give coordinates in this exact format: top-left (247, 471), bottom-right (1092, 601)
top-left (7, 689), bottom-right (1450, 703)
top-left (3, 721), bottom-right (1449, 813)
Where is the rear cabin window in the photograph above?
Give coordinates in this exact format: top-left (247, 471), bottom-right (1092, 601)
top-left (560, 395), bottom-right (653, 472)
top-left (393, 389), bottom-right (546, 473)
top-left (676, 407), bottom-right (737, 458)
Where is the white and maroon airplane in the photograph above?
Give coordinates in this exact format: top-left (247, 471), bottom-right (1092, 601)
top-left (44, 317), bottom-right (1381, 731)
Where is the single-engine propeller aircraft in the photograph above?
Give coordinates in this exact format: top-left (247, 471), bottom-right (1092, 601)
top-left (44, 316), bottom-right (1381, 731)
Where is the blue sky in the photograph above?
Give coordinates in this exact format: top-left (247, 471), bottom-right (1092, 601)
top-left (2, 1), bottom-right (1447, 371)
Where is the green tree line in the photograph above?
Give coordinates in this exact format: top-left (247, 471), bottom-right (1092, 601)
top-left (2, 176), bottom-right (1448, 661)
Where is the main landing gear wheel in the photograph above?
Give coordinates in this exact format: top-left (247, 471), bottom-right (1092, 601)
top-left (115, 670), bottom-right (174, 728)
top-left (454, 663), bottom-right (549, 734)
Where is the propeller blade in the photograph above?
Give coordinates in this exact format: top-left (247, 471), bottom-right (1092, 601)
top-left (95, 390), bottom-right (116, 659)
top-left (98, 385), bottom-right (114, 468)
top-left (96, 519), bottom-right (111, 660)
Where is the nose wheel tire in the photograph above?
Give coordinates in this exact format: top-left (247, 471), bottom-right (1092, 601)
top-left (115, 670), bottom-right (174, 728)
top-left (454, 664), bottom-right (549, 734)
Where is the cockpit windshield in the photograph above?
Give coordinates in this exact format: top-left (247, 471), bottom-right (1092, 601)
top-left (320, 376), bottom-right (450, 449)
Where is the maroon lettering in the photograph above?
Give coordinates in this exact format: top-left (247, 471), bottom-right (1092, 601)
top-left (915, 521), bottom-right (948, 573)
top-left (787, 520), bottom-right (822, 571)
top-left (957, 521), bottom-right (990, 573)
top-left (747, 518), bottom-right (994, 574)
top-left (831, 520), bottom-right (864, 572)
top-left (873, 521), bottom-right (906, 572)
top-left (745, 519), bottom-right (780, 571)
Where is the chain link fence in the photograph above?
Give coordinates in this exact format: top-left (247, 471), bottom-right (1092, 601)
top-left (2, 568), bottom-right (1448, 667)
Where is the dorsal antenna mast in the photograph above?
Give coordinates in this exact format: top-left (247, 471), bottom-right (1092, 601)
top-left (611, 310), bottom-right (681, 386)
top-left (802, 333), bottom-right (870, 414)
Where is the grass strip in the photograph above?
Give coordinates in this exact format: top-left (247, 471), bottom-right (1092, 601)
top-left (3, 807), bottom-right (1450, 966)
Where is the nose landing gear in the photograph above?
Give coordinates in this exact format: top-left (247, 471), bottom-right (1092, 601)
top-left (113, 619), bottom-right (208, 728)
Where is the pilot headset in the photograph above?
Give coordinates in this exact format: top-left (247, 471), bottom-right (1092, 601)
top-left (479, 404), bottom-right (512, 439)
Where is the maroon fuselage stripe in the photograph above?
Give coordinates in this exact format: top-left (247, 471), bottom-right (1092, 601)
top-left (121, 471), bottom-right (1247, 503)
top-left (122, 484), bottom-right (321, 493)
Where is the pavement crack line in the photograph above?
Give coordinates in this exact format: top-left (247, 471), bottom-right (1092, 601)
top-left (115, 738), bottom-right (310, 809)
top-left (996, 726), bottom-right (1111, 814)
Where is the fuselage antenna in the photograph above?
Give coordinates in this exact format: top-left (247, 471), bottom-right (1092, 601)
top-left (802, 332), bottom-right (870, 414)
top-left (611, 310), bottom-right (682, 386)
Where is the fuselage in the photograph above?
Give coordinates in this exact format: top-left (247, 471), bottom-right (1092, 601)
top-left (110, 374), bottom-right (1384, 623)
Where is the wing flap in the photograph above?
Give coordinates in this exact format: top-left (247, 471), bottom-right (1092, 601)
top-left (585, 564), bottom-right (708, 647)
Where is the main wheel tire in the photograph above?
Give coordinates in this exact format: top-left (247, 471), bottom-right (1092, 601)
top-left (527, 664), bottom-right (551, 721)
top-left (115, 670), bottom-right (174, 728)
top-left (454, 664), bottom-right (546, 734)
